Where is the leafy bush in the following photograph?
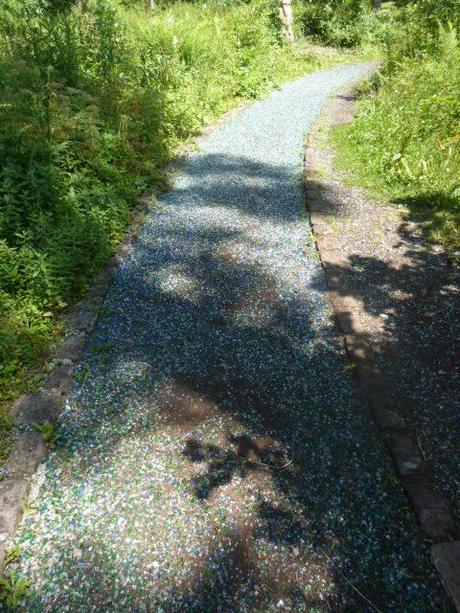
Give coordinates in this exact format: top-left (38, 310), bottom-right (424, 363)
top-left (387, 0), bottom-right (460, 63)
top-left (296, 0), bottom-right (377, 47)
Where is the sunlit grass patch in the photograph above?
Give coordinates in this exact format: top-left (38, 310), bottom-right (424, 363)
top-left (332, 26), bottom-right (460, 256)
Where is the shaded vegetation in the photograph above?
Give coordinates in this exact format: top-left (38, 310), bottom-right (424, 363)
top-left (297, 0), bottom-right (386, 48)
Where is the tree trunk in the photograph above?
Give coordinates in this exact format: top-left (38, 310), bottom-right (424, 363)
top-left (279, 0), bottom-right (294, 42)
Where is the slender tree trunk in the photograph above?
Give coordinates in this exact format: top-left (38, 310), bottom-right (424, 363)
top-left (279, 0), bottom-right (294, 42)
top-left (149, 0), bottom-right (156, 10)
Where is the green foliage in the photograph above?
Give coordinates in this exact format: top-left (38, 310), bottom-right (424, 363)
top-left (334, 9), bottom-right (460, 254)
top-left (4, 546), bottom-right (22, 566)
top-left (0, 414), bottom-right (15, 465)
top-left (0, 570), bottom-right (31, 609)
top-left (386, 0), bottom-right (460, 63)
top-left (34, 421), bottom-right (59, 447)
top-left (296, 0), bottom-right (377, 47)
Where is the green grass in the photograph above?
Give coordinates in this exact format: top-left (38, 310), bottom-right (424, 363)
top-left (332, 22), bottom-right (460, 256)
top-left (0, 0), bottom-right (370, 458)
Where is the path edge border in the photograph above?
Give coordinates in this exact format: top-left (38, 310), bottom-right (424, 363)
top-left (303, 71), bottom-right (460, 610)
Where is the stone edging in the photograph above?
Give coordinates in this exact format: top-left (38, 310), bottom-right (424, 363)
top-left (304, 74), bottom-right (460, 610)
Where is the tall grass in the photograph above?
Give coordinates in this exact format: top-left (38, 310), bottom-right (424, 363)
top-left (0, 0), bottom-right (347, 437)
top-left (333, 2), bottom-right (460, 254)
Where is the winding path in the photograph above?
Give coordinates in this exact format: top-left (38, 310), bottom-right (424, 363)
top-left (11, 64), bottom-right (447, 611)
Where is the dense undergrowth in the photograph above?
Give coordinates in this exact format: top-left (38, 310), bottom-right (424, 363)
top-left (297, 0), bottom-right (390, 48)
top-left (333, 0), bottom-right (460, 255)
top-left (0, 0), bottom-right (368, 448)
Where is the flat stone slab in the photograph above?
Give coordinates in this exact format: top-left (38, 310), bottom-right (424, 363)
top-left (385, 433), bottom-right (423, 477)
top-left (42, 362), bottom-right (73, 396)
top-left (0, 479), bottom-right (29, 545)
top-left (10, 390), bottom-right (64, 426)
top-left (5, 432), bottom-right (46, 479)
top-left (54, 334), bottom-right (86, 361)
top-left (67, 303), bottom-right (98, 332)
top-left (431, 542), bottom-right (460, 610)
top-left (402, 478), bottom-right (455, 539)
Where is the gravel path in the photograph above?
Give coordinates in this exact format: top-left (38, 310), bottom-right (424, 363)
top-left (9, 64), bottom-right (449, 611)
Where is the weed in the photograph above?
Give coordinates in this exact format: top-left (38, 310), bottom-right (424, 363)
top-left (22, 498), bottom-right (38, 518)
top-left (0, 415), bottom-right (15, 465)
top-left (333, 17), bottom-right (460, 255)
top-left (74, 364), bottom-right (91, 383)
top-left (94, 342), bottom-right (114, 354)
top-left (34, 421), bottom-right (59, 448)
top-left (4, 546), bottom-right (21, 566)
top-left (0, 570), bottom-right (31, 609)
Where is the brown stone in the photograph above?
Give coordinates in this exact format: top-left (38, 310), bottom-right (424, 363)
top-left (89, 283), bottom-right (109, 299)
top-left (0, 479), bottom-right (29, 542)
top-left (312, 219), bottom-right (335, 236)
top-left (335, 311), bottom-right (355, 335)
top-left (94, 269), bottom-right (114, 287)
top-left (402, 478), bottom-right (455, 539)
top-left (372, 404), bottom-right (404, 431)
top-left (431, 542), bottom-right (460, 610)
top-left (385, 433), bottom-right (423, 476)
top-left (0, 542), bottom-right (7, 568)
top-left (10, 390), bottom-right (64, 426)
top-left (42, 362), bottom-right (73, 396)
top-left (5, 432), bottom-right (46, 479)
top-left (365, 388), bottom-right (404, 431)
top-left (344, 335), bottom-right (368, 362)
top-left (68, 302), bottom-right (98, 332)
top-left (420, 508), bottom-right (456, 541)
top-left (54, 334), bottom-right (86, 361)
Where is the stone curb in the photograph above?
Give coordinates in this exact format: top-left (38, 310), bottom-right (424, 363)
top-left (432, 542), bottom-right (460, 610)
top-left (304, 72), bottom-right (459, 609)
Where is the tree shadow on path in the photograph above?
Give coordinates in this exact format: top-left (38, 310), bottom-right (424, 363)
top-left (17, 153), bottom-right (451, 611)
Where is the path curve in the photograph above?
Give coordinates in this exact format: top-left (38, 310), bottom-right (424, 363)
top-left (10, 64), bottom-right (447, 611)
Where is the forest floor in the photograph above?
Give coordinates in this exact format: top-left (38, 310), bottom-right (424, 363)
top-left (4, 64), bottom-right (452, 611)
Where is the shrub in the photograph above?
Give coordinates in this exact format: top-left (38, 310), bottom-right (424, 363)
top-left (296, 0), bottom-right (376, 48)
